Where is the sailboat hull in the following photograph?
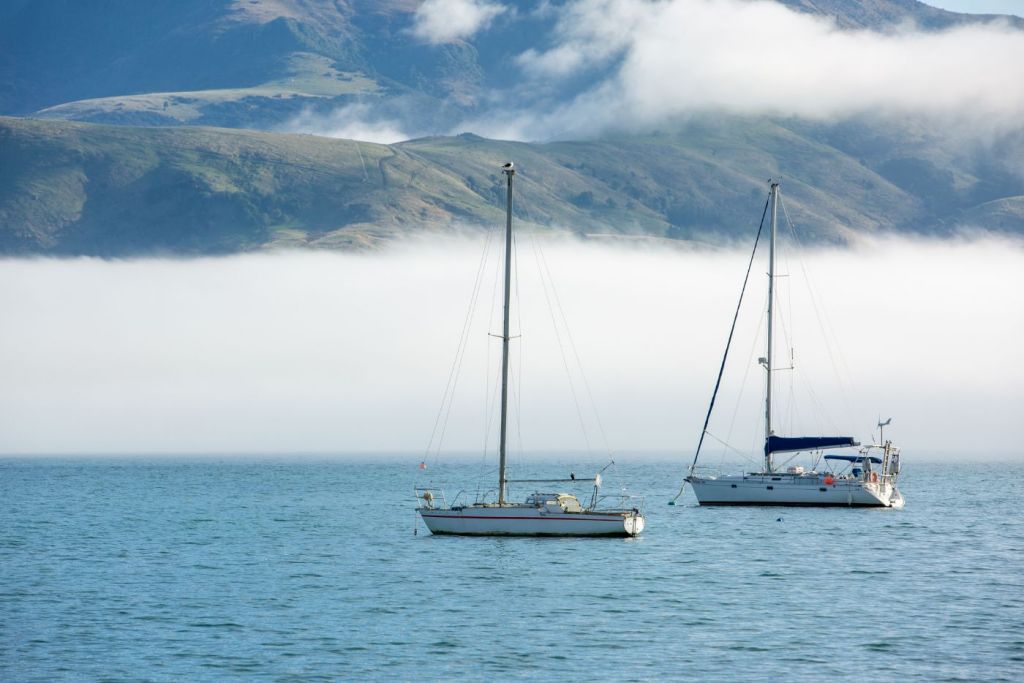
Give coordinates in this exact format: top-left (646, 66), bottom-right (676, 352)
top-left (418, 505), bottom-right (644, 537)
top-left (687, 474), bottom-right (901, 507)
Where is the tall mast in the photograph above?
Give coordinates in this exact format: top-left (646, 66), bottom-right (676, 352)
top-left (498, 162), bottom-right (515, 505)
top-left (764, 181), bottom-right (779, 473)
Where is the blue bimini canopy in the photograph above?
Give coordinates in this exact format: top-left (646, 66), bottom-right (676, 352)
top-left (765, 435), bottom-right (859, 456)
top-left (824, 454), bottom-right (882, 464)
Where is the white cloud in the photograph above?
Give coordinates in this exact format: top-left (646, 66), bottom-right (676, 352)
top-left (469, 0), bottom-right (1024, 140)
top-left (412, 0), bottom-right (506, 44)
top-left (0, 234), bottom-right (1021, 458)
top-left (279, 104), bottom-right (414, 144)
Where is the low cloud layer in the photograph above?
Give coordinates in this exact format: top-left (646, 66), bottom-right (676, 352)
top-left (278, 104), bottom-right (414, 144)
top-left (472, 0), bottom-right (1024, 139)
top-left (0, 235), bottom-right (1020, 459)
top-left (411, 0), bottom-right (507, 44)
top-left (279, 1), bottom-right (1024, 144)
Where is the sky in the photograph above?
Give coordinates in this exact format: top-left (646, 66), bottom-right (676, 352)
top-left (1, 235), bottom-right (1020, 459)
top-left (926, 1), bottom-right (1024, 16)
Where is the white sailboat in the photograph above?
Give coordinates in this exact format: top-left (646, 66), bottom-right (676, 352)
top-left (416, 162), bottom-right (645, 537)
top-left (683, 182), bottom-right (904, 508)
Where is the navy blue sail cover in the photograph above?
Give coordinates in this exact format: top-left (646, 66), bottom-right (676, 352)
top-left (765, 435), bottom-right (859, 455)
top-left (824, 454), bottom-right (882, 464)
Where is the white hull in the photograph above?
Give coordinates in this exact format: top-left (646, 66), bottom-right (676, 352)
top-left (687, 473), bottom-right (902, 507)
top-left (418, 504), bottom-right (645, 537)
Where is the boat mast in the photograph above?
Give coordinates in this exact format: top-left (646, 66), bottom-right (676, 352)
top-left (498, 162), bottom-right (515, 505)
top-left (764, 181), bottom-right (779, 473)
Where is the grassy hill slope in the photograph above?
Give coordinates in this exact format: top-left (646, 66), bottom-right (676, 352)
top-left (1, 116), bottom-right (1019, 256)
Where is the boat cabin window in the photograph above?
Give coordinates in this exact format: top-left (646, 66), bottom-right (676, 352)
top-left (525, 493), bottom-right (557, 506)
top-left (525, 492), bottom-right (582, 512)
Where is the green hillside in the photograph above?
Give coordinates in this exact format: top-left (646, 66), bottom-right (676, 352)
top-left (3, 0), bottom-right (1020, 257)
top-left (2, 116), bottom-right (1019, 256)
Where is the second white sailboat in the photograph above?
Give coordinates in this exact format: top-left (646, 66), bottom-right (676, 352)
top-left (683, 182), bottom-right (904, 508)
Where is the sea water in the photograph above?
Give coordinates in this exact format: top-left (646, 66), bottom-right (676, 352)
top-left (1, 457), bottom-right (1022, 681)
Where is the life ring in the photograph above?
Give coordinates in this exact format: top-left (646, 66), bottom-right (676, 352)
top-left (870, 472), bottom-right (878, 483)
top-left (823, 475), bottom-right (834, 485)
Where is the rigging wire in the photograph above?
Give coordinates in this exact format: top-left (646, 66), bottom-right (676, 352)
top-left (517, 173), bottom-right (612, 459)
top-left (532, 234), bottom-right (614, 457)
top-left (779, 195), bottom-right (856, 433)
top-left (483, 227), bottom-right (503, 466)
top-left (509, 370), bottom-right (526, 465)
top-left (424, 223), bottom-right (496, 461)
top-left (704, 430), bottom-right (760, 463)
top-left (671, 193), bottom-right (770, 503)
top-left (480, 216), bottom-right (507, 479)
top-left (536, 235), bottom-right (593, 454)
top-left (512, 225), bottom-right (524, 472)
top-left (717, 292), bottom-right (766, 465)
top-left (776, 241), bottom-right (796, 436)
top-left (528, 233), bottom-right (593, 454)
top-left (481, 367), bottom-right (502, 480)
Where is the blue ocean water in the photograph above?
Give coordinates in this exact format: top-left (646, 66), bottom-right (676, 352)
top-left (1, 457), bottom-right (1022, 682)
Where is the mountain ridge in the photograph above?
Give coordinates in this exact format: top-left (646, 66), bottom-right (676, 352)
top-left (4, 0), bottom-right (1021, 131)
top-left (2, 115), bottom-right (1020, 256)
top-left (1, 1), bottom-right (1022, 255)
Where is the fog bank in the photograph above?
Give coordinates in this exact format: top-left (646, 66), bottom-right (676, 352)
top-left (0, 235), bottom-right (1020, 459)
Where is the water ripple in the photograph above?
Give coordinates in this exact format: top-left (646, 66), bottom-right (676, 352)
top-left (1, 458), bottom-right (1022, 681)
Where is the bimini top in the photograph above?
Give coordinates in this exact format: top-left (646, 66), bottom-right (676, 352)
top-left (824, 454), bottom-right (882, 464)
top-left (765, 435), bottom-right (859, 455)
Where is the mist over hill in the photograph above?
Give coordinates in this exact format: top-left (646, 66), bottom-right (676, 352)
top-left (3, 0), bottom-right (1020, 131)
top-left (1, 0), bottom-right (1022, 254)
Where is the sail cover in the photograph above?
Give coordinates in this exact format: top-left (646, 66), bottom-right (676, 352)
top-left (824, 454), bottom-right (882, 464)
top-left (765, 435), bottom-right (859, 455)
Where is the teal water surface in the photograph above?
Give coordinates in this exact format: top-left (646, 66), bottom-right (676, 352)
top-left (1, 458), bottom-right (1022, 681)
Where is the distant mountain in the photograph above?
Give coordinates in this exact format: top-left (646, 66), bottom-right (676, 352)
top-left (2, 0), bottom-right (1020, 131)
top-left (1, 1), bottom-right (1021, 255)
top-left (777, 0), bottom-right (1022, 30)
top-left (2, 116), bottom-right (1020, 256)
top-left (0, 0), bottom-right (486, 130)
